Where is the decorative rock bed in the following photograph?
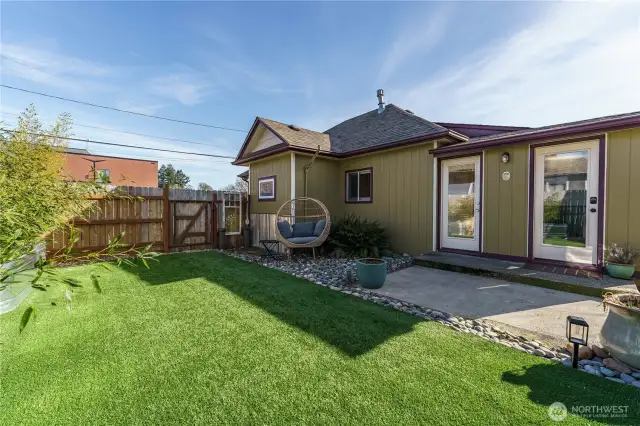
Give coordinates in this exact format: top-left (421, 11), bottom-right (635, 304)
top-left (218, 249), bottom-right (640, 389)
top-left (218, 250), bottom-right (414, 287)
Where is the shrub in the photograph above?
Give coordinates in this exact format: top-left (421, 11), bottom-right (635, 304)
top-left (0, 105), bottom-right (157, 331)
top-left (605, 244), bottom-right (639, 265)
top-left (328, 214), bottom-right (388, 258)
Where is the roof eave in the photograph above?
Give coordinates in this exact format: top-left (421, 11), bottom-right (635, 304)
top-left (432, 115), bottom-right (640, 156)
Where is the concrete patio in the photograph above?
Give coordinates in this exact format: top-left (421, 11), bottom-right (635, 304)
top-left (372, 266), bottom-right (611, 345)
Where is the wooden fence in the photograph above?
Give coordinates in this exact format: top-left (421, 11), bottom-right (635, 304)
top-left (47, 186), bottom-right (246, 256)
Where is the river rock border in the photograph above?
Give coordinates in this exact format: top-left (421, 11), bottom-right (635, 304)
top-left (218, 250), bottom-right (640, 389)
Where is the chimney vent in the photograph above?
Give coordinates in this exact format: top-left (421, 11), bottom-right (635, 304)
top-left (377, 89), bottom-right (385, 114)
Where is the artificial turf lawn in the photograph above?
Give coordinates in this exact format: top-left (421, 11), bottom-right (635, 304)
top-left (1, 252), bottom-right (638, 425)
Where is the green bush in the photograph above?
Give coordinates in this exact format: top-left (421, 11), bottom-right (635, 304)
top-left (328, 214), bottom-right (388, 258)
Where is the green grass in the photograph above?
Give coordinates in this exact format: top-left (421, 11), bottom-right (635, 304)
top-left (1, 252), bottom-right (638, 425)
top-left (544, 236), bottom-right (587, 247)
top-left (544, 224), bottom-right (586, 247)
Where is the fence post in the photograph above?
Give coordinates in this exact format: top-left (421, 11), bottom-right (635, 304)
top-left (163, 185), bottom-right (170, 253)
top-left (212, 192), bottom-right (218, 249)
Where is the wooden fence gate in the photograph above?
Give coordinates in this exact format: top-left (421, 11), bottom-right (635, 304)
top-left (47, 186), bottom-right (246, 256)
top-left (168, 188), bottom-right (216, 251)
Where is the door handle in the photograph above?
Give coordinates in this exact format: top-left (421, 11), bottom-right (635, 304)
top-left (590, 208), bottom-right (596, 213)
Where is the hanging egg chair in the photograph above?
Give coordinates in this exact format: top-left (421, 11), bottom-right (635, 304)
top-left (275, 197), bottom-right (331, 259)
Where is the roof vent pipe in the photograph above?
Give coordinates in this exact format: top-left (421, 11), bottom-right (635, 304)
top-left (377, 89), bottom-right (385, 114)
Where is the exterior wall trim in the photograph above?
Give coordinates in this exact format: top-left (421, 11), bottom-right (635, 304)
top-left (526, 135), bottom-right (606, 268)
top-left (290, 152), bottom-right (296, 201)
top-left (436, 153), bottom-right (483, 253)
top-left (432, 115), bottom-right (640, 156)
top-left (234, 132), bottom-right (462, 165)
top-left (344, 167), bottom-right (374, 204)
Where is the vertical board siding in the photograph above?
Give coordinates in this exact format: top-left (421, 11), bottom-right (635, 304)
top-left (606, 129), bottom-right (640, 270)
top-left (294, 155), bottom-right (342, 217)
top-left (250, 213), bottom-right (287, 253)
top-left (249, 154), bottom-right (291, 214)
top-left (483, 146), bottom-right (528, 257)
top-left (337, 143), bottom-right (435, 255)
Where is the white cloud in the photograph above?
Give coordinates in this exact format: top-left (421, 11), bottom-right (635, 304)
top-left (0, 42), bottom-right (115, 91)
top-left (147, 66), bottom-right (214, 106)
top-left (377, 5), bottom-right (452, 85)
top-left (395, 2), bottom-right (640, 126)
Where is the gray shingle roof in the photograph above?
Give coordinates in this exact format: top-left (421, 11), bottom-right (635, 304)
top-left (256, 104), bottom-right (448, 156)
top-left (324, 104), bottom-right (448, 153)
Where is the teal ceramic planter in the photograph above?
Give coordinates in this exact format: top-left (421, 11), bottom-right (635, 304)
top-left (606, 263), bottom-right (636, 280)
top-left (356, 258), bottom-right (387, 289)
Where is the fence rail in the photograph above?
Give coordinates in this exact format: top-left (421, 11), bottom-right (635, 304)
top-left (47, 186), bottom-right (246, 256)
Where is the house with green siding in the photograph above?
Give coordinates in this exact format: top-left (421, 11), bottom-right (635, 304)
top-left (233, 89), bottom-right (640, 273)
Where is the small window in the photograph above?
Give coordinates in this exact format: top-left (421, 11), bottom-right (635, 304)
top-left (345, 168), bottom-right (372, 203)
top-left (96, 169), bottom-right (110, 184)
top-left (258, 176), bottom-right (276, 201)
top-left (224, 191), bottom-right (242, 235)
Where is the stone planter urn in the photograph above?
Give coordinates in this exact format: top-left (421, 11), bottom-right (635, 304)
top-left (356, 258), bottom-right (387, 289)
top-left (600, 294), bottom-right (640, 370)
top-left (606, 262), bottom-right (636, 280)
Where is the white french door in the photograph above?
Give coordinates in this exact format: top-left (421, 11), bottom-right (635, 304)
top-left (533, 140), bottom-right (600, 264)
top-left (441, 156), bottom-right (481, 252)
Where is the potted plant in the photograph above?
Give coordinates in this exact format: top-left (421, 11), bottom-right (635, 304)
top-left (605, 244), bottom-right (638, 280)
top-left (599, 293), bottom-right (640, 369)
top-left (356, 258), bottom-right (387, 289)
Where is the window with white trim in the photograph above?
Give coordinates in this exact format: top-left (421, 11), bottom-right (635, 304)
top-left (346, 168), bottom-right (372, 203)
top-left (223, 192), bottom-right (242, 235)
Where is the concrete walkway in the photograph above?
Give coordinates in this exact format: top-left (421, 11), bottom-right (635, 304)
top-left (372, 266), bottom-right (607, 345)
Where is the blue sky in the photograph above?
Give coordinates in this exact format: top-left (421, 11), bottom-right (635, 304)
top-left (2, 2), bottom-right (639, 187)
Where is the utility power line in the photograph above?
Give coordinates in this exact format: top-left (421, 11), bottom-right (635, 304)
top-left (0, 84), bottom-right (248, 132)
top-left (1, 129), bottom-right (236, 159)
top-left (1, 111), bottom-right (223, 148)
top-left (1, 54), bottom-right (64, 81)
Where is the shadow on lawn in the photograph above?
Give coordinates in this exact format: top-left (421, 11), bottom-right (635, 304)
top-left (502, 364), bottom-right (640, 424)
top-left (124, 252), bottom-right (422, 357)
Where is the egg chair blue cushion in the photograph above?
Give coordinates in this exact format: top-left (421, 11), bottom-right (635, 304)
top-left (292, 221), bottom-right (316, 238)
top-left (277, 221), bottom-right (292, 239)
top-left (286, 236), bottom-right (318, 245)
top-left (313, 219), bottom-right (326, 237)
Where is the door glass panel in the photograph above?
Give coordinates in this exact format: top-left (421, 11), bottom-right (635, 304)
top-left (542, 151), bottom-right (587, 247)
top-left (447, 163), bottom-right (475, 238)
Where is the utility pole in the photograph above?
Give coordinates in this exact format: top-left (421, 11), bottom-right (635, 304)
top-left (82, 157), bottom-right (106, 181)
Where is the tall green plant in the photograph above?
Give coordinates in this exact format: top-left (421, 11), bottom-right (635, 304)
top-left (328, 214), bottom-right (388, 258)
top-left (0, 105), bottom-right (157, 331)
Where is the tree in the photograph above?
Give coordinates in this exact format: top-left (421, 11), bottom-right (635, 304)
top-left (197, 182), bottom-right (213, 191)
top-left (0, 105), bottom-right (157, 331)
top-left (158, 164), bottom-right (190, 188)
top-left (221, 177), bottom-right (248, 193)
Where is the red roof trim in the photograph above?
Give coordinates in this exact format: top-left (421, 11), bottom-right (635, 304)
top-left (433, 115), bottom-right (640, 156)
top-left (233, 131), bottom-right (462, 165)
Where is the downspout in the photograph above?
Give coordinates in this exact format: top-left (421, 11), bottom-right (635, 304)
top-left (303, 146), bottom-right (320, 219)
top-left (304, 146), bottom-right (320, 197)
